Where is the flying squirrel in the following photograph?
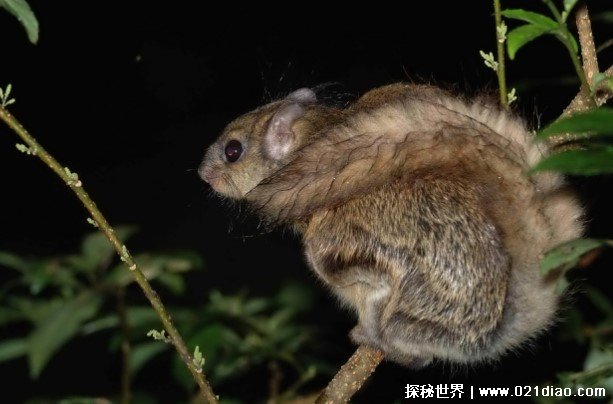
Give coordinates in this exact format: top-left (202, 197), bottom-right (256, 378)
top-left (198, 83), bottom-right (584, 367)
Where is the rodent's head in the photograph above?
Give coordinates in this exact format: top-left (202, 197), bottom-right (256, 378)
top-left (198, 88), bottom-right (319, 199)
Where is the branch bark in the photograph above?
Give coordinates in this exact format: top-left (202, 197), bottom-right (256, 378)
top-left (0, 106), bottom-right (219, 404)
top-left (560, 3), bottom-right (600, 116)
top-left (314, 345), bottom-right (384, 404)
top-left (576, 3), bottom-right (598, 84)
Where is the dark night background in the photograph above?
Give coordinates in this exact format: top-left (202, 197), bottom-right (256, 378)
top-left (1, 1), bottom-right (612, 402)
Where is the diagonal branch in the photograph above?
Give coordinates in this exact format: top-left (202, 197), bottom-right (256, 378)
top-left (315, 345), bottom-right (384, 404)
top-left (0, 106), bottom-right (219, 404)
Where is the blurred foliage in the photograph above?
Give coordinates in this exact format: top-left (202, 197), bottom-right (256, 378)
top-left (0, 226), bottom-right (202, 378)
top-left (171, 285), bottom-right (332, 401)
top-left (0, 228), bottom-right (329, 402)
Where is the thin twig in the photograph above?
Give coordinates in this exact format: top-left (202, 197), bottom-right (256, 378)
top-left (314, 345), bottom-right (384, 404)
top-left (117, 287), bottom-right (132, 404)
top-left (493, 0), bottom-right (508, 109)
top-left (0, 106), bottom-right (219, 404)
top-left (596, 39), bottom-right (613, 54)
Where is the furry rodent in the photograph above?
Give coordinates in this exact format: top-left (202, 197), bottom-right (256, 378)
top-left (198, 83), bottom-right (583, 367)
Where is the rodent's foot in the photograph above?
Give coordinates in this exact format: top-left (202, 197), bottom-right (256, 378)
top-left (349, 324), bottom-right (382, 349)
top-left (351, 325), bottom-right (433, 369)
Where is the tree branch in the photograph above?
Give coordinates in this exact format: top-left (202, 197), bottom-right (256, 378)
top-left (315, 345), bottom-right (384, 404)
top-left (0, 106), bottom-right (219, 404)
top-left (559, 2), bottom-right (600, 117)
top-left (576, 3), bottom-right (599, 83)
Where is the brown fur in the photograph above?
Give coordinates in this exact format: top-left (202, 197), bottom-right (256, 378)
top-left (199, 83), bottom-right (584, 366)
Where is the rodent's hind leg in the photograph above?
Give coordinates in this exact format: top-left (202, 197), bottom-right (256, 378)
top-left (347, 281), bottom-right (390, 349)
top-left (350, 321), bottom-right (434, 369)
top-left (335, 279), bottom-right (391, 351)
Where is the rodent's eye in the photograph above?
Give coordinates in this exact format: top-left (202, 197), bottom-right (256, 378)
top-left (224, 139), bottom-right (243, 163)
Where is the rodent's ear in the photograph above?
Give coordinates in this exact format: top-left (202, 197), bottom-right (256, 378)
top-left (286, 88), bottom-right (317, 104)
top-left (263, 88), bottom-right (316, 161)
top-left (264, 104), bottom-right (309, 161)
top-left (264, 104), bottom-right (304, 160)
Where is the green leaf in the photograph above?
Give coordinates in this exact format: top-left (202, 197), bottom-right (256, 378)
top-left (506, 24), bottom-right (554, 60)
top-left (0, 338), bottom-right (27, 362)
top-left (0, 0), bottom-right (39, 44)
top-left (563, 0), bottom-right (578, 14)
top-left (80, 314), bottom-right (119, 335)
top-left (530, 145), bottom-right (613, 175)
top-left (80, 225), bottom-right (137, 272)
top-left (0, 251), bottom-right (31, 273)
top-left (562, 0), bottom-right (578, 22)
top-left (537, 108), bottom-right (613, 138)
top-left (24, 260), bottom-right (80, 296)
top-left (155, 272), bottom-right (185, 295)
top-left (28, 292), bottom-right (102, 378)
top-left (8, 297), bottom-right (64, 324)
top-left (241, 297), bottom-right (270, 316)
top-left (129, 342), bottom-right (168, 376)
top-left (540, 238), bottom-right (606, 276)
top-left (501, 9), bottom-right (559, 29)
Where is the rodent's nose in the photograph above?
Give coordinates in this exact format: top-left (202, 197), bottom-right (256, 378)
top-left (198, 163), bottom-right (213, 184)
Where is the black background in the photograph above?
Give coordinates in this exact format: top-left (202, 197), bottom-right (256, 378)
top-left (1, 1), bottom-right (612, 402)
